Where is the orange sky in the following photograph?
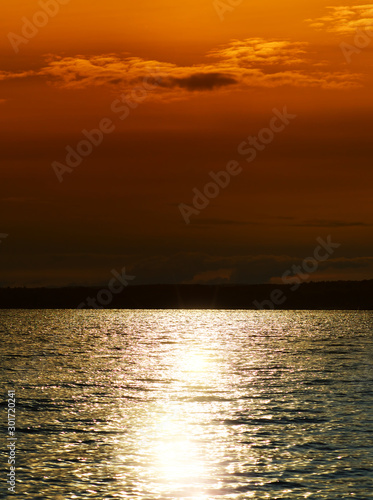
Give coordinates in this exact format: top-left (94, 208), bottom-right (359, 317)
top-left (1, 0), bottom-right (373, 286)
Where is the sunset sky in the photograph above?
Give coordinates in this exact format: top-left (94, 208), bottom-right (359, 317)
top-left (1, 0), bottom-right (373, 286)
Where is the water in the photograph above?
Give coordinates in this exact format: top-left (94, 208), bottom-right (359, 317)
top-left (1, 310), bottom-right (373, 499)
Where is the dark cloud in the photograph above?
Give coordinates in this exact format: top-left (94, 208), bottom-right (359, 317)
top-left (1, 252), bottom-right (373, 287)
top-left (294, 220), bottom-right (373, 228)
top-left (190, 218), bottom-right (372, 228)
top-left (320, 257), bottom-right (373, 270)
top-left (191, 218), bottom-right (254, 226)
top-left (163, 72), bottom-right (238, 91)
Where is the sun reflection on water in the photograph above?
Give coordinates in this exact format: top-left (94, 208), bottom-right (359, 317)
top-left (142, 325), bottom-right (225, 497)
top-left (110, 313), bottom-right (242, 498)
top-left (151, 354), bottom-right (214, 495)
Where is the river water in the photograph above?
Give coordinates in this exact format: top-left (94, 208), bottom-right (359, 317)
top-left (1, 310), bottom-right (373, 499)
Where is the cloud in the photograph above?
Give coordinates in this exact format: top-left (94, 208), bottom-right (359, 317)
top-left (0, 70), bottom-right (35, 81)
top-left (0, 38), bottom-right (362, 96)
top-left (190, 218), bottom-right (373, 228)
top-left (209, 38), bottom-right (308, 67)
top-left (292, 219), bottom-right (373, 228)
top-left (320, 256), bottom-right (373, 270)
top-left (161, 72), bottom-right (238, 91)
top-left (0, 197), bottom-right (49, 204)
top-left (186, 268), bottom-right (233, 284)
top-left (307, 4), bottom-right (373, 34)
top-left (191, 218), bottom-right (256, 226)
top-left (129, 253), bottom-right (310, 285)
top-left (129, 253), bottom-right (373, 285)
top-left (2, 251), bottom-right (373, 286)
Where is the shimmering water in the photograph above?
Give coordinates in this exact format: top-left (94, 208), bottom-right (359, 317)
top-left (1, 310), bottom-right (373, 499)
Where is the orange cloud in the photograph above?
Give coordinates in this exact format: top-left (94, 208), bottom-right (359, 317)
top-left (307, 4), bottom-right (373, 34)
top-left (0, 69), bottom-right (34, 81)
top-left (209, 38), bottom-right (308, 67)
top-left (0, 38), bottom-right (362, 94)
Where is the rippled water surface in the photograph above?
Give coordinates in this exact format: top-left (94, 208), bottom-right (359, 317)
top-left (1, 310), bottom-right (373, 499)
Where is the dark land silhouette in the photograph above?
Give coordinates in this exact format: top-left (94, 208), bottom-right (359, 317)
top-left (0, 280), bottom-right (372, 309)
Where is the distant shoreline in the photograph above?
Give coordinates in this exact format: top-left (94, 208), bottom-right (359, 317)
top-left (0, 280), bottom-right (372, 310)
